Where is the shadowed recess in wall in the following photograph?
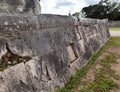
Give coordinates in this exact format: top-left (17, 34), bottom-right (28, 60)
top-left (0, 43), bottom-right (31, 71)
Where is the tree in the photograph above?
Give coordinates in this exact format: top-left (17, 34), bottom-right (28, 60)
top-left (72, 11), bottom-right (86, 18)
top-left (81, 0), bottom-right (120, 20)
top-left (72, 12), bottom-right (80, 17)
top-left (82, 4), bottom-right (110, 19)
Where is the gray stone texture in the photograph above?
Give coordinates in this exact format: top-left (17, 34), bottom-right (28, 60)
top-left (0, 13), bottom-right (110, 92)
top-left (0, 0), bottom-right (41, 14)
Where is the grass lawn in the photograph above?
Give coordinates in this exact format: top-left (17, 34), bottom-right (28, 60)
top-left (56, 37), bottom-right (120, 92)
top-left (109, 27), bottom-right (120, 31)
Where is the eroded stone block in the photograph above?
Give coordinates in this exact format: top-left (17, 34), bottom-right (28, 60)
top-left (0, 0), bottom-right (41, 14)
top-left (67, 44), bottom-right (77, 63)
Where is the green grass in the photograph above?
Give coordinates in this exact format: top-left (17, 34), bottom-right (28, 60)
top-left (100, 55), bottom-right (116, 68)
top-left (107, 37), bottom-right (120, 47)
top-left (56, 37), bottom-right (120, 92)
top-left (81, 55), bottom-right (119, 92)
top-left (81, 71), bottom-right (119, 92)
top-left (109, 27), bottom-right (120, 31)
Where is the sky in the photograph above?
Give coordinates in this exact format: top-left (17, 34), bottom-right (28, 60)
top-left (40, 0), bottom-right (101, 15)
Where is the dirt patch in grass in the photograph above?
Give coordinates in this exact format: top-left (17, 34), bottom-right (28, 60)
top-left (106, 46), bottom-right (120, 58)
top-left (74, 45), bottom-right (120, 92)
top-left (111, 59), bottom-right (120, 76)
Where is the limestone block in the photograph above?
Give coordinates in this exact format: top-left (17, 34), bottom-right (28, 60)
top-left (0, 72), bottom-right (8, 92)
top-left (0, 0), bottom-right (41, 14)
top-left (4, 63), bottom-right (34, 92)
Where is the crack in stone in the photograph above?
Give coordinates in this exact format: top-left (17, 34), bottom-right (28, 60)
top-left (45, 64), bottom-right (52, 81)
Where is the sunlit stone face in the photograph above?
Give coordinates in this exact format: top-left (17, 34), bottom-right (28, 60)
top-left (0, 0), bottom-right (41, 14)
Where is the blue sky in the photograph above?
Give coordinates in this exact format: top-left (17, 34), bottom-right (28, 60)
top-left (40, 0), bottom-right (101, 15)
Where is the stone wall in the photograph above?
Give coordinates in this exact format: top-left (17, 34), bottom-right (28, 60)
top-left (109, 21), bottom-right (120, 27)
top-left (0, 13), bottom-right (110, 92)
top-left (0, 0), bottom-right (41, 14)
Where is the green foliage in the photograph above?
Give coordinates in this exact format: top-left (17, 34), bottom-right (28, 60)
top-left (82, 0), bottom-right (120, 21)
top-left (13, 60), bottom-right (18, 65)
top-left (0, 66), bottom-right (6, 71)
top-left (82, 4), bottom-right (110, 19)
top-left (72, 12), bottom-right (80, 17)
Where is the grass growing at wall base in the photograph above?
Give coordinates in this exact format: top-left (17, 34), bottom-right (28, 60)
top-left (56, 37), bottom-right (120, 92)
top-left (56, 49), bottom-right (105, 92)
top-left (81, 55), bottom-right (119, 92)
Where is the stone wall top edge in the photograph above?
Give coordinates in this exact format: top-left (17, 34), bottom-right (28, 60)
top-left (0, 13), bottom-right (74, 25)
top-left (0, 13), bottom-right (109, 29)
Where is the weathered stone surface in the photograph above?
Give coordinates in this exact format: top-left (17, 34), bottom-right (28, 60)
top-left (0, 0), bottom-right (41, 14)
top-left (0, 14), bottom-right (110, 92)
top-left (4, 63), bottom-right (34, 92)
top-left (0, 72), bottom-right (8, 92)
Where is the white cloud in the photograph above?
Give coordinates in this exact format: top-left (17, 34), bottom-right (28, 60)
top-left (84, 0), bottom-right (101, 5)
top-left (40, 0), bottom-right (101, 15)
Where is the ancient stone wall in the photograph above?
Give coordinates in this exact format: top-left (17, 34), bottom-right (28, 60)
top-left (0, 0), bottom-right (41, 14)
top-left (0, 14), bottom-right (110, 92)
top-left (109, 21), bottom-right (120, 27)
